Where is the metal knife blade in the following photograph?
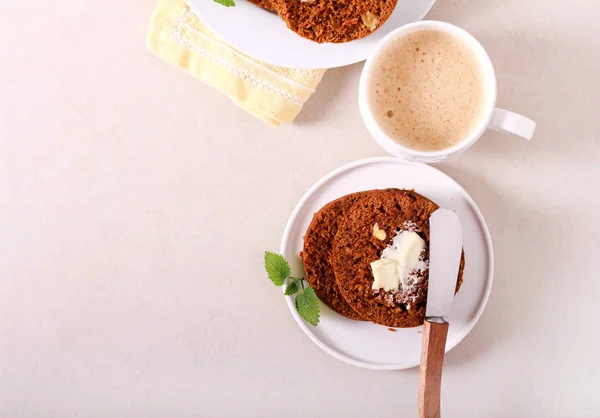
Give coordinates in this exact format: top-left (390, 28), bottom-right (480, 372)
top-left (426, 208), bottom-right (463, 320)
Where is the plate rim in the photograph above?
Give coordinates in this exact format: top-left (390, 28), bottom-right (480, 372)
top-left (279, 157), bottom-right (495, 370)
top-left (187, 0), bottom-right (437, 69)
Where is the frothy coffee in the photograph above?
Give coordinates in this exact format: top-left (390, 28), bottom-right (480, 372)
top-left (367, 30), bottom-right (487, 152)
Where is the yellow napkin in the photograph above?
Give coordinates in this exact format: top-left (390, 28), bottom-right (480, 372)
top-left (147, 0), bottom-right (326, 126)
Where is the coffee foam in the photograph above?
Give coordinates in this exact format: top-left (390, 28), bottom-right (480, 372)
top-left (368, 30), bottom-right (486, 152)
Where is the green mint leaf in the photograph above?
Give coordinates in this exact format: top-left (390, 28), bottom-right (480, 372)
top-left (213, 0), bottom-right (236, 6)
top-left (264, 252), bottom-right (291, 287)
top-left (284, 278), bottom-right (302, 296)
top-left (296, 287), bottom-right (320, 326)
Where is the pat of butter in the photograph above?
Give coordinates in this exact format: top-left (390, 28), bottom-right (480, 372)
top-left (370, 258), bottom-right (398, 291)
top-left (370, 231), bottom-right (426, 291)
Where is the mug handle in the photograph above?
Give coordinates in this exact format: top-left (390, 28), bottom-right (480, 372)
top-left (489, 108), bottom-right (536, 140)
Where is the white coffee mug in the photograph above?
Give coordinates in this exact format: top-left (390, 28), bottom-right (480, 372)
top-left (359, 20), bottom-right (536, 163)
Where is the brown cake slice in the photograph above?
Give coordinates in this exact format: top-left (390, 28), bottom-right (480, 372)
top-left (247, 0), bottom-right (278, 12)
top-left (301, 191), bottom-right (380, 320)
top-left (277, 0), bottom-right (398, 44)
top-left (331, 189), bottom-right (465, 328)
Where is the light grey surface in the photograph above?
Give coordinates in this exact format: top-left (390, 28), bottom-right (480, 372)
top-left (1, 0), bottom-right (599, 417)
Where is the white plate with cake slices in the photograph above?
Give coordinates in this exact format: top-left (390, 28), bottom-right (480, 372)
top-left (280, 157), bottom-right (494, 370)
top-left (187, 0), bottom-right (436, 69)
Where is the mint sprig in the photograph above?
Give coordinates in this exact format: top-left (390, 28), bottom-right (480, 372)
top-left (265, 251), bottom-right (291, 286)
top-left (295, 287), bottom-right (320, 326)
top-left (213, 0), bottom-right (236, 7)
top-left (284, 277), bottom-right (302, 296)
top-left (264, 252), bottom-right (320, 326)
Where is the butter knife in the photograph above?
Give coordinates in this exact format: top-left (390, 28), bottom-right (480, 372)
top-left (418, 208), bottom-right (463, 418)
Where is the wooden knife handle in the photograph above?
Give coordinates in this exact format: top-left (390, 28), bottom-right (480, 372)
top-left (418, 319), bottom-right (450, 418)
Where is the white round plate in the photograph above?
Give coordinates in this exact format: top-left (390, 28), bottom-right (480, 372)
top-left (187, 0), bottom-right (436, 69)
top-left (280, 158), bottom-right (494, 369)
